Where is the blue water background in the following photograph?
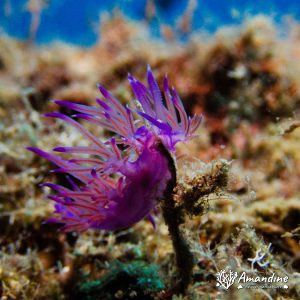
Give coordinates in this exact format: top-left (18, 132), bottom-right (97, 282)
top-left (0, 0), bottom-right (300, 46)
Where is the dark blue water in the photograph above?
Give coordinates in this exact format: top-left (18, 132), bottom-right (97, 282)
top-left (1, 0), bottom-right (300, 46)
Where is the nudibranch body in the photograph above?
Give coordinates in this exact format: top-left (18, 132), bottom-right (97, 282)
top-left (28, 66), bottom-right (202, 232)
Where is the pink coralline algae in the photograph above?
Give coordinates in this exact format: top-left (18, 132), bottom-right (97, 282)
top-left (27, 66), bottom-right (202, 232)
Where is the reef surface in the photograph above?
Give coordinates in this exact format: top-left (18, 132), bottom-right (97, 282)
top-left (0, 13), bottom-right (300, 300)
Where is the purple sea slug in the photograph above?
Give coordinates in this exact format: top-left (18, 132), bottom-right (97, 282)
top-left (27, 65), bottom-right (202, 232)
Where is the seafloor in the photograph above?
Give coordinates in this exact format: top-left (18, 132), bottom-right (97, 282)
top-left (0, 14), bottom-right (300, 300)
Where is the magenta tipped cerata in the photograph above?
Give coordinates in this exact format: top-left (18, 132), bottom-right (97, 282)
top-left (27, 66), bottom-right (202, 232)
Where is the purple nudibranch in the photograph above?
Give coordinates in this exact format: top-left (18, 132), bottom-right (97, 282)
top-left (27, 65), bottom-right (202, 232)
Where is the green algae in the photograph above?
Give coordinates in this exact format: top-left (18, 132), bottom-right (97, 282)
top-left (78, 261), bottom-right (164, 300)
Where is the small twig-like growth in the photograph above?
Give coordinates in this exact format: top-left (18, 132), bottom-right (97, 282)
top-left (175, 159), bottom-right (230, 216)
top-left (159, 158), bottom-right (231, 296)
top-left (158, 143), bottom-right (195, 294)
